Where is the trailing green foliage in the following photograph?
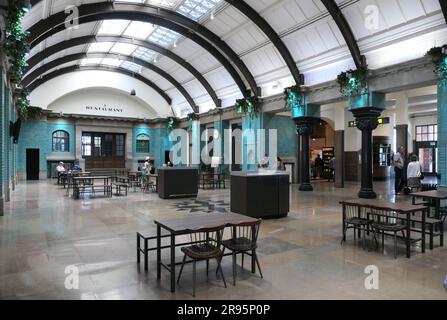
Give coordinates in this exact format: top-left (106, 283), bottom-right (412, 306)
top-left (284, 85), bottom-right (304, 111)
top-left (336, 66), bottom-right (369, 97)
top-left (234, 96), bottom-right (260, 117)
top-left (426, 46), bottom-right (447, 86)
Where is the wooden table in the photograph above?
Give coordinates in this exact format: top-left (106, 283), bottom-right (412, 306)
top-left (411, 190), bottom-right (447, 219)
top-left (72, 176), bottom-right (112, 199)
top-left (340, 199), bottom-right (428, 258)
top-left (154, 212), bottom-right (259, 293)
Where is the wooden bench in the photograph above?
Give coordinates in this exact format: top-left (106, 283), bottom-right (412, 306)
top-left (76, 185), bottom-right (113, 198)
top-left (407, 214), bottom-right (444, 250)
top-left (113, 183), bottom-right (128, 196)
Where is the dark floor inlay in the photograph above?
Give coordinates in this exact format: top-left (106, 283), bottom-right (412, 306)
top-left (172, 199), bottom-right (230, 214)
top-left (257, 237), bottom-right (301, 255)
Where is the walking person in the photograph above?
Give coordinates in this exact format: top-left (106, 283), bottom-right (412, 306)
top-left (393, 146), bottom-right (406, 195)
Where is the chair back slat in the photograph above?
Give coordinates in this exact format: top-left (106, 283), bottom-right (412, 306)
top-left (229, 220), bottom-right (262, 244)
top-left (187, 225), bottom-right (226, 246)
top-left (370, 208), bottom-right (400, 225)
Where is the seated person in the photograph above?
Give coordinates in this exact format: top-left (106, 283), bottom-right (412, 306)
top-left (72, 162), bottom-right (82, 171)
top-left (56, 162), bottom-right (66, 175)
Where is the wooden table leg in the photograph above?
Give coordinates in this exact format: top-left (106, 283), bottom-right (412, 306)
top-left (157, 225), bottom-right (161, 280)
top-left (421, 208), bottom-right (426, 254)
top-left (170, 234), bottom-right (176, 293)
top-left (406, 212), bottom-right (411, 258)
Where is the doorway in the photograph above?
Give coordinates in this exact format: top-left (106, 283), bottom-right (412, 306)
top-left (26, 149), bottom-right (40, 180)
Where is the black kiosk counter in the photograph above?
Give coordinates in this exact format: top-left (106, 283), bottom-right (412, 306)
top-left (231, 171), bottom-right (290, 219)
top-left (158, 167), bottom-right (199, 199)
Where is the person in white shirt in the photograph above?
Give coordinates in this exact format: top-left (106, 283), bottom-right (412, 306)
top-left (56, 162), bottom-right (66, 174)
top-left (407, 154), bottom-right (422, 191)
top-left (393, 146), bottom-right (405, 194)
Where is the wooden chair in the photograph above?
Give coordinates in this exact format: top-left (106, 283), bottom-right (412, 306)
top-left (220, 220), bottom-right (263, 286)
top-left (177, 225), bottom-right (227, 297)
top-left (370, 208), bottom-right (406, 259)
top-left (341, 204), bottom-right (371, 248)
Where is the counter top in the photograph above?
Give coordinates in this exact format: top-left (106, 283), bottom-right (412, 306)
top-left (230, 171), bottom-right (289, 177)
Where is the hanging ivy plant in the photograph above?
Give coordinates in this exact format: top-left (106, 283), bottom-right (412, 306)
top-left (187, 113), bottom-right (200, 129)
top-left (426, 46), bottom-right (447, 86)
top-left (284, 85), bottom-right (304, 111)
top-left (167, 117), bottom-right (177, 131)
top-left (234, 99), bottom-right (246, 114)
top-left (336, 66), bottom-right (369, 97)
top-left (234, 97), bottom-right (260, 117)
top-left (4, 1), bottom-right (30, 82)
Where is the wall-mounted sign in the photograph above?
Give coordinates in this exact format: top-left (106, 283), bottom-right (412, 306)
top-left (348, 117), bottom-right (390, 128)
top-left (86, 105), bottom-right (124, 113)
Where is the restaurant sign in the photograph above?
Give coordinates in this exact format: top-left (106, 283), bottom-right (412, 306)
top-left (85, 105), bottom-right (124, 113)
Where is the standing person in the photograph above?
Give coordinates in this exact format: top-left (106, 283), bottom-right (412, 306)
top-left (393, 146), bottom-right (406, 195)
top-left (407, 154), bottom-right (422, 192)
top-left (329, 156), bottom-right (336, 181)
top-left (314, 154), bottom-right (323, 179)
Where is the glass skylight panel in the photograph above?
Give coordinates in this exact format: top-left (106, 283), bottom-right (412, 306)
top-left (123, 21), bottom-right (156, 40)
top-left (98, 20), bottom-right (130, 35)
top-left (148, 27), bottom-right (180, 47)
top-left (101, 58), bottom-right (122, 67)
top-left (133, 47), bottom-right (156, 61)
top-left (147, 0), bottom-right (180, 9)
top-left (121, 61), bottom-right (142, 73)
top-left (81, 58), bottom-right (103, 65)
top-left (177, 0), bottom-right (221, 21)
top-left (110, 43), bottom-right (138, 55)
top-left (87, 42), bottom-right (114, 53)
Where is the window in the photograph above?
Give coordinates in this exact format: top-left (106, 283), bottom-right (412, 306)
top-left (416, 125), bottom-right (438, 142)
top-left (52, 131), bottom-right (69, 152)
top-left (82, 134), bottom-right (92, 156)
top-left (81, 132), bottom-right (125, 158)
top-left (116, 135), bottom-right (125, 157)
top-left (136, 134), bottom-right (150, 154)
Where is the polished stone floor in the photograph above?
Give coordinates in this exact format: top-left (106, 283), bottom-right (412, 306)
top-left (0, 180), bottom-right (446, 300)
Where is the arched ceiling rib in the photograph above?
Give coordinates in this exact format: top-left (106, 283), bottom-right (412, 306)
top-left (320, 0), bottom-right (365, 69)
top-left (25, 0), bottom-right (446, 105)
top-left (26, 2), bottom-right (257, 97)
top-left (440, 0), bottom-right (447, 24)
top-left (23, 52), bottom-right (199, 113)
top-left (223, 0), bottom-right (303, 85)
top-left (25, 35), bottom-right (221, 108)
top-left (27, 65), bottom-right (173, 106)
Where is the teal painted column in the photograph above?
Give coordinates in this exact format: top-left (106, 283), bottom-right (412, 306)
top-left (213, 119), bottom-right (229, 174)
top-left (191, 120), bottom-right (201, 167)
top-left (438, 81), bottom-right (447, 187)
top-left (242, 114), bottom-right (262, 172)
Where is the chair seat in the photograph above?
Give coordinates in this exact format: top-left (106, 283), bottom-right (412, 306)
top-left (372, 222), bottom-right (405, 232)
top-left (181, 243), bottom-right (221, 260)
top-left (346, 217), bottom-right (371, 226)
top-left (222, 237), bottom-right (257, 252)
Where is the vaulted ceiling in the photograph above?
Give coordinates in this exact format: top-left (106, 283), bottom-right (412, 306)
top-left (23, 0), bottom-right (446, 118)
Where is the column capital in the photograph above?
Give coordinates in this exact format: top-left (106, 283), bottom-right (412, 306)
top-left (351, 107), bottom-right (382, 131)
